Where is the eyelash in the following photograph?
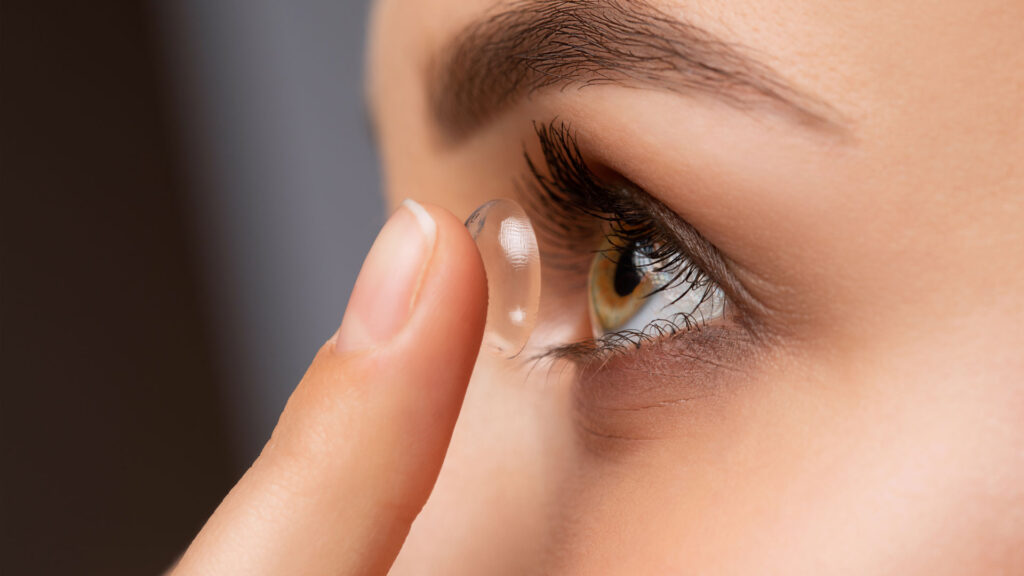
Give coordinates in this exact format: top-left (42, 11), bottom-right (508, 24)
top-left (520, 120), bottom-right (726, 359)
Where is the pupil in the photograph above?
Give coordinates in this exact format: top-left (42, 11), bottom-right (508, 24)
top-left (613, 246), bottom-right (644, 296)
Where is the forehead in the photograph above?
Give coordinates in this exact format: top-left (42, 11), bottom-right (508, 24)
top-left (367, 0), bottom-right (1022, 219)
top-left (366, 0), bottom-right (871, 212)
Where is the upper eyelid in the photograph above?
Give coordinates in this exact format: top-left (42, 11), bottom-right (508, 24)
top-left (517, 119), bottom-right (775, 360)
top-left (618, 183), bottom-right (776, 343)
top-left (520, 117), bottom-right (782, 358)
top-left (520, 120), bottom-right (760, 316)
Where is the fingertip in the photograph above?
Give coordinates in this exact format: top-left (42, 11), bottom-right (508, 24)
top-left (174, 201), bottom-right (491, 576)
top-left (396, 201), bottom-right (488, 359)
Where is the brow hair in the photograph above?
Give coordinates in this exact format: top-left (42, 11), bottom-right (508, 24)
top-left (428, 0), bottom-right (837, 143)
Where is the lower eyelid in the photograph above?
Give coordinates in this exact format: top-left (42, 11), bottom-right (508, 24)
top-left (568, 324), bottom-right (755, 444)
top-left (577, 326), bottom-right (746, 404)
top-left (542, 290), bottom-right (738, 365)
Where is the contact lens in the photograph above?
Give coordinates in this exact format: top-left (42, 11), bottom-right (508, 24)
top-left (465, 198), bottom-right (541, 357)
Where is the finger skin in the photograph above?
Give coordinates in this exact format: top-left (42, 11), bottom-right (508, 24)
top-left (172, 204), bottom-right (487, 576)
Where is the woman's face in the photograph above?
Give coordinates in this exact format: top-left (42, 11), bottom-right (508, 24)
top-left (368, 0), bottom-right (1024, 573)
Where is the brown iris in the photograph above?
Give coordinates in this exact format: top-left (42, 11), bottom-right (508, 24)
top-left (589, 236), bottom-right (655, 333)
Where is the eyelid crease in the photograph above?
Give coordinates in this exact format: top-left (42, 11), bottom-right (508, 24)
top-left (574, 417), bottom-right (662, 443)
top-left (582, 388), bottom-right (721, 412)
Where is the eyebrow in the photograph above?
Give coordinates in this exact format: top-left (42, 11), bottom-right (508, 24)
top-left (428, 0), bottom-right (841, 143)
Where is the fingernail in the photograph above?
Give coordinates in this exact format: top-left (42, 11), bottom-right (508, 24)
top-left (335, 199), bottom-right (436, 352)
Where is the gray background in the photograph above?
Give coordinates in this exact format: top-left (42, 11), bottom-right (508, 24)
top-left (6, 3), bottom-right (386, 571)
top-left (161, 0), bottom-right (381, 465)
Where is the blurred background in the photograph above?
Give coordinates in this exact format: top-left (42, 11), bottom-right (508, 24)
top-left (4, 1), bottom-right (381, 573)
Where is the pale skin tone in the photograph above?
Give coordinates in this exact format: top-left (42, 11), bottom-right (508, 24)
top-left (174, 0), bottom-right (1024, 574)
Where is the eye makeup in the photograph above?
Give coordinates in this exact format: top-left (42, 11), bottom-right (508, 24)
top-left (516, 120), bottom-right (762, 364)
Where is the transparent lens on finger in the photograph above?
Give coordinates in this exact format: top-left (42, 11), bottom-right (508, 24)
top-left (464, 198), bottom-right (541, 358)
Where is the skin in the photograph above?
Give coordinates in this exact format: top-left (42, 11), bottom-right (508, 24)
top-left (174, 204), bottom-right (488, 575)
top-left (175, 0), bottom-right (1023, 574)
top-left (370, 0), bottom-right (1024, 574)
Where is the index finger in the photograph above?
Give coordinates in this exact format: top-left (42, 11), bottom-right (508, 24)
top-left (172, 201), bottom-right (487, 576)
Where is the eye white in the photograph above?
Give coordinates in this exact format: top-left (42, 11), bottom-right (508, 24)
top-left (616, 254), bottom-right (726, 334)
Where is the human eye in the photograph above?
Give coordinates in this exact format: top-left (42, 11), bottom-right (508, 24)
top-left (518, 120), bottom-right (757, 365)
top-left (588, 234), bottom-right (726, 338)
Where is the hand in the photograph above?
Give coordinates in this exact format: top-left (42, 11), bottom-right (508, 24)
top-left (171, 200), bottom-right (487, 575)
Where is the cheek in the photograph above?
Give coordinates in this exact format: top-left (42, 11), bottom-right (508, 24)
top-left (545, 351), bottom-right (1024, 575)
top-left (567, 324), bottom-right (756, 447)
top-left (392, 355), bottom-right (579, 575)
